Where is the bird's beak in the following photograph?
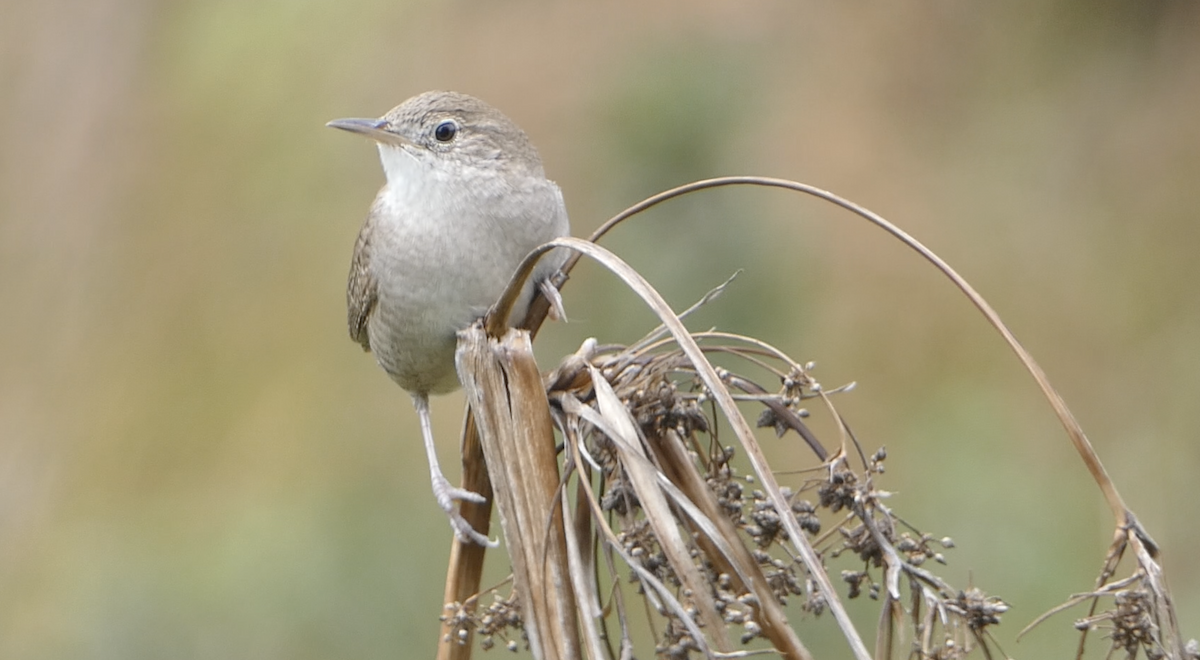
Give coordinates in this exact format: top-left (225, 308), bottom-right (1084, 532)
top-left (326, 117), bottom-right (413, 148)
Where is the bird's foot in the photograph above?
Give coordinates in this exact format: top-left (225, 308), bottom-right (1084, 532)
top-left (539, 279), bottom-right (567, 323)
top-left (432, 472), bottom-right (497, 547)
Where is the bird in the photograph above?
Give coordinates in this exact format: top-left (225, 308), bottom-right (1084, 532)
top-left (327, 91), bottom-right (570, 546)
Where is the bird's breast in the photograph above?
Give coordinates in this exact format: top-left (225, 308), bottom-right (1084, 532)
top-left (362, 176), bottom-right (565, 394)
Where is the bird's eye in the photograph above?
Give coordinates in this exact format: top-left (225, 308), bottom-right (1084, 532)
top-left (434, 120), bottom-right (458, 142)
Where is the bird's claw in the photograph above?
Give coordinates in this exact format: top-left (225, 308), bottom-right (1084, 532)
top-left (539, 279), bottom-right (567, 323)
top-left (432, 473), bottom-right (497, 547)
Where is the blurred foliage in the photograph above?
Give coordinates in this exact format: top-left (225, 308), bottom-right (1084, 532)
top-left (580, 41), bottom-right (794, 347)
top-left (2, 0), bottom-right (1198, 658)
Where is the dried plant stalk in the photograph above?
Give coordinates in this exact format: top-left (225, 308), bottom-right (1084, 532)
top-left (437, 411), bottom-right (493, 660)
top-left (455, 324), bottom-right (582, 660)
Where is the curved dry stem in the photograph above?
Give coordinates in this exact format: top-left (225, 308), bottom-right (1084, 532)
top-left (570, 175), bottom-right (1129, 532)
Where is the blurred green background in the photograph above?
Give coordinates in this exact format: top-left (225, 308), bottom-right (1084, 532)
top-left (2, 0), bottom-right (1198, 657)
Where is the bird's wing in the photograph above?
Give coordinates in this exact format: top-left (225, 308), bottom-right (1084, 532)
top-left (347, 220), bottom-right (377, 351)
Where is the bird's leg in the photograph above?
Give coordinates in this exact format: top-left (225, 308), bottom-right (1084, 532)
top-left (411, 393), bottom-right (497, 547)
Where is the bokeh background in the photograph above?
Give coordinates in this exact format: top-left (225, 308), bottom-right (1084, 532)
top-left (2, 0), bottom-right (1198, 657)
